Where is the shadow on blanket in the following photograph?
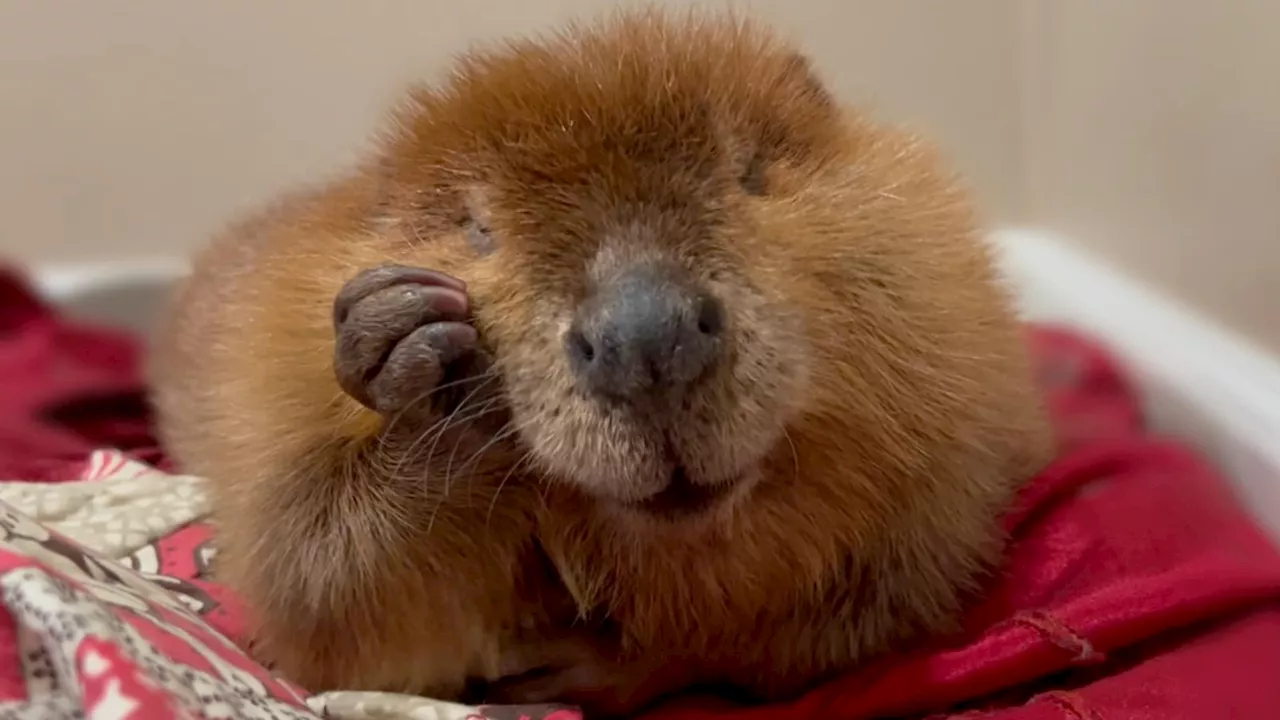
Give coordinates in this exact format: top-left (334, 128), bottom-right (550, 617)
top-left (2, 263), bottom-right (1280, 720)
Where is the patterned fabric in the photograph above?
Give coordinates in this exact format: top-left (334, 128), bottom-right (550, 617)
top-left (306, 693), bottom-right (577, 720)
top-left (0, 493), bottom-right (313, 719)
top-left (0, 452), bottom-right (205, 560)
top-left (0, 450), bottom-right (579, 720)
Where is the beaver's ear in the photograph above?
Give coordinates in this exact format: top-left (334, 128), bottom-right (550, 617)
top-left (779, 52), bottom-right (834, 109)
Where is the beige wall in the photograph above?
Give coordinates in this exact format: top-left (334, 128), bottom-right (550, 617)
top-left (1, 1), bottom-right (1275, 350)
top-left (1020, 0), bottom-right (1279, 353)
top-left (0, 0), bottom-right (1022, 266)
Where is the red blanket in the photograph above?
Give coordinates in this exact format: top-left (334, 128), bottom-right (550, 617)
top-left (0, 266), bottom-right (161, 479)
top-left (2, 265), bottom-right (1280, 719)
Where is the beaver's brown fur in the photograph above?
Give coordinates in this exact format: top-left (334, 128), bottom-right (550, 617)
top-left (150, 8), bottom-right (1053, 717)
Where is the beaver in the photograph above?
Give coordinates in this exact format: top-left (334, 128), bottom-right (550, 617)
top-left (150, 8), bottom-right (1053, 717)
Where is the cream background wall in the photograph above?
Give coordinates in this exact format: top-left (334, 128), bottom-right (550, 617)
top-left (0, 0), bottom-right (1023, 265)
top-left (2, 1), bottom-right (1276, 351)
top-left (1018, 0), bottom-right (1279, 354)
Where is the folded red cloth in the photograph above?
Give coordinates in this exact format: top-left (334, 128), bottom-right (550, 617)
top-left (650, 327), bottom-right (1280, 719)
top-left (0, 266), bottom-right (160, 480)
top-left (1, 266), bottom-right (1278, 719)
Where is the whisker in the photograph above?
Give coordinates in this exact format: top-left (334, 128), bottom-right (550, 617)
top-left (428, 410), bottom-right (550, 535)
top-left (485, 450), bottom-right (538, 529)
top-left (422, 374), bottom-right (503, 490)
top-left (442, 393), bottom-right (513, 496)
top-left (379, 370), bottom-right (500, 445)
top-left (440, 396), bottom-right (510, 500)
top-left (455, 420), bottom-right (522, 481)
top-left (390, 394), bottom-right (502, 489)
top-left (781, 427), bottom-right (801, 485)
top-left (382, 371), bottom-right (500, 483)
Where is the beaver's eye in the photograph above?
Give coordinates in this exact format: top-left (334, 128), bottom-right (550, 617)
top-left (465, 218), bottom-right (497, 256)
top-left (460, 187), bottom-right (498, 256)
top-left (740, 154), bottom-right (767, 196)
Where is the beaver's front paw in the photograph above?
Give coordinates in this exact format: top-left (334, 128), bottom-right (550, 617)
top-left (333, 264), bottom-right (478, 416)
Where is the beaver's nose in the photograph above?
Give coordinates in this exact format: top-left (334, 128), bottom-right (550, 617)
top-left (566, 265), bottom-right (724, 403)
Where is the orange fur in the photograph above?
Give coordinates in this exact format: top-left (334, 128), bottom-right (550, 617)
top-left (150, 7), bottom-right (1053, 716)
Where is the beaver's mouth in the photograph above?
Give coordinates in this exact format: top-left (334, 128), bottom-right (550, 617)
top-left (630, 466), bottom-right (736, 518)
